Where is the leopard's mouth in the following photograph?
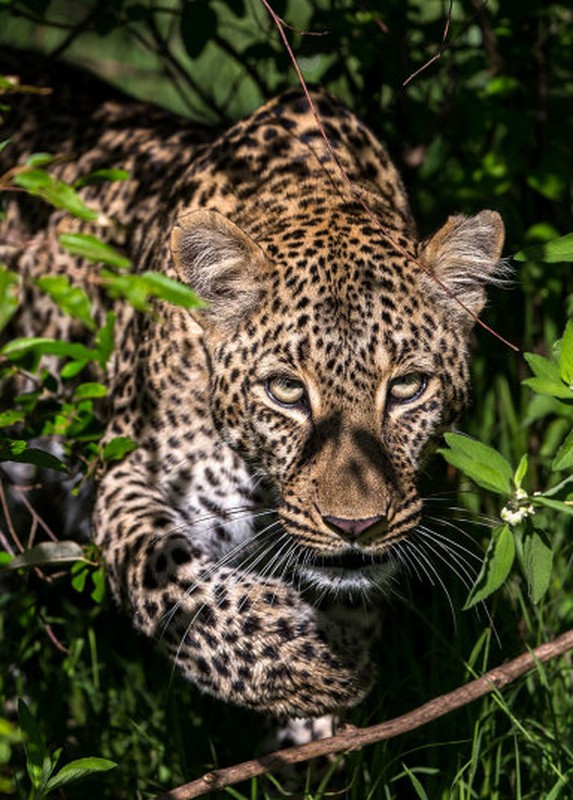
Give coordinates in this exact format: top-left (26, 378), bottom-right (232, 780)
top-left (307, 550), bottom-right (391, 571)
top-left (294, 547), bottom-right (399, 595)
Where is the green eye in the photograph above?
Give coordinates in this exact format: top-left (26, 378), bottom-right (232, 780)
top-left (389, 373), bottom-right (427, 403)
top-left (267, 376), bottom-right (306, 406)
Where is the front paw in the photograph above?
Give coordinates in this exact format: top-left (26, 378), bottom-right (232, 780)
top-left (159, 571), bottom-right (375, 716)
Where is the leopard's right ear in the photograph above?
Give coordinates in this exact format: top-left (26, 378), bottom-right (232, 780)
top-left (170, 209), bottom-right (268, 330)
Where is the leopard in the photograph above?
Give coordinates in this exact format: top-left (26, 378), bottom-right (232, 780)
top-left (0, 51), bottom-right (505, 720)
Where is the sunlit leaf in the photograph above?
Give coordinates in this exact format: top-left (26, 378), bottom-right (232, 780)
top-left (523, 352), bottom-right (573, 400)
top-left (0, 409), bottom-right (25, 427)
top-left (531, 496), bottom-right (573, 517)
top-left (514, 232), bottom-right (573, 263)
top-left (26, 152), bottom-right (55, 167)
top-left (94, 312), bottom-right (115, 368)
top-left (558, 320), bottom-right (573, 386)
top-left (14, 170), bottom-right (99, 220)
top-left (58, 233), bottom-right (131, 269)
top-left (72, 382), bottom-right (108, 401)
top-left (102, 436), bottom-right (138, 462)
top-left (74, 168), bottom-right (130, 188)
top-left (0, 265), bottom-right (20, 332)
top-left (464, 525), bottom-right (515, 609)
top-left (2, 336), bottom-right (94, 362)
top-left (45, 757), bottom-right (117, 792)
top-left (100, 270), bottom-right (204, 311)
top-left (514, 454), bottom-right (528, 489)
top-left (439, 433), bottom-right (513, 495)
top-left (140, 271), bottom-right (205, 309)
top-left (35, 274), bottom-right (94, 330)
top-left (552, 429), bottom-right (573, 471)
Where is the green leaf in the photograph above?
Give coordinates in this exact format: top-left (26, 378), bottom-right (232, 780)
top-left (0, 265), bottom-right (20, 332)
top-left (522, 353), bottom-right (573, 399)
top-left (18, 700), bottom-right (51, 791)
top-left (60, 359), bottom-right (90, 379)
top-left (35, 275), bottom-right (94, 330)
top-left (180, 0), bottom-right (218, 59)
top-left (13, 168), bottom-right (51, 190)
top-left (0, 443), bottom-right (67, 472)
top-left (94, 312), bottom-right (115, 368)
top-left (522, 376), bottom-right (573, 400)
top-left (522, 527), bottom-right (553, 603)
top-left (439, 433), bottom-right (513, 495)
top-left (524, 352), bottom-right (562, 382)
top-left (538, 474), bottom-right (573, 498)
top-left (101, 271), bottom-right (149, 310)
top-left (90, 567), bottom-right (106, 603)
top-left (401, 763), bottom-right (430, 800)
top-left (44, 757), bottom-right (117, 792)
top-left (2, 336), bottom-right (94, 362)
top-left (531, 496), bottom-right (573, 517)
top-left (102, 436), bottom-right (138, 462)
top-left (464, 525), bottom-right (515, 609)
top-left (553, 429), bottom-right (573, 471)
top-left (0, 409), bottom-right (25, 427)
top-left (558, 320), bottom-right (573, 386)
top-left (514, 232), bottom-right (573, 263)
top-left (100, 270), bottom-right (204, 311)
top-left (13, 170), bottom-right (99, 221)
top-left (485, 75), bottom-right (521, 97)
top-left (0, 551), bottom-right (14, 566)
top-left (514, 454), bottom-right (528, 489)
top-left (74, 168), bottom-right (129, 188)
top-left (58, 233), bottom-right (131, 269)
top-left (72, 382), bottom-right (108, 401)
top-left (26, 152), bottom-right (55, 167)
top-left (71, 561), bottom-right (88, 593)
top-left (140, 271), bottom-right (205, 309)
top-left (3, 542), bottom-right (84, 570)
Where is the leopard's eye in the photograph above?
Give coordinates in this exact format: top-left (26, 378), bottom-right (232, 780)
top-left (266, 376), bottom-right (306, 407)
top-left (389, 372), bottom-right (427, 404)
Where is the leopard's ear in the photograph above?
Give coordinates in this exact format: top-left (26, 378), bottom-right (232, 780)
top-left (420, 210), bottom-right (506, 319)
top-left (170, 209), bottom-right (267, 329)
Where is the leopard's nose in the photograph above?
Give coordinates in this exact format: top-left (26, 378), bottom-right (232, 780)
top-left (322, 514), bottom-right (388, 541)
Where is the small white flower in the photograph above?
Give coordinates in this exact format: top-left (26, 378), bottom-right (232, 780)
top-left (501, 503), bottom-right (535, 527)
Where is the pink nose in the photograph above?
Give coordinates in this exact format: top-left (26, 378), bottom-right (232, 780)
top-left (322, 514), bottom-right (388, 541)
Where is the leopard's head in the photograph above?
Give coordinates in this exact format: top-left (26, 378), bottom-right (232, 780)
top-left (170, 205), bottom-right (504, 596)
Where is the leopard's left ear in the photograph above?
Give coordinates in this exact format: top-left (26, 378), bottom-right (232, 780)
top-left (170, 209), bottom-right (268, 330)
top-left (420, 210), bottom-right (505, 318)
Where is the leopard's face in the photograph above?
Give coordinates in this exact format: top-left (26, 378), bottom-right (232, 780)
top-left (171, 205), bottom-right (502, 597)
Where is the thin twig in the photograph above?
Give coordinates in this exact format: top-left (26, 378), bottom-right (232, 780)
top-left (153, 628), bottom-right (573, 799)
top-left (402, 0), bottom-right (492, 86)
top-left (402, 0), bottom-right (454, 87)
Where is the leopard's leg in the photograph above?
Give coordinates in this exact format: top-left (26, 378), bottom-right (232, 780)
top-left (94, 454), bottom-right (375, 716)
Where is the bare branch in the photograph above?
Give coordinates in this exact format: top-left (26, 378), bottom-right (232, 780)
top-left (152, 628), bottom-right (573, 799)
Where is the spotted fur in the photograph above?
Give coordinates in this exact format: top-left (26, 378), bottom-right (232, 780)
top-left (1, 55), bottom-right (504, 717)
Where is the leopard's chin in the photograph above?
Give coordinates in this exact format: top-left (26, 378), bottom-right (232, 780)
top-left (293, 548), bottom-right (399, 597)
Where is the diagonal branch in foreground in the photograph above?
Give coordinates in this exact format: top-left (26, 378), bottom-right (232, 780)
top-left (153, 627), bottom-right (573, 800)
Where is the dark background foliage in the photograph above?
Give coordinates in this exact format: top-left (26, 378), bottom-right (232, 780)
top-left (0, 1), bottom-right (572, 798)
